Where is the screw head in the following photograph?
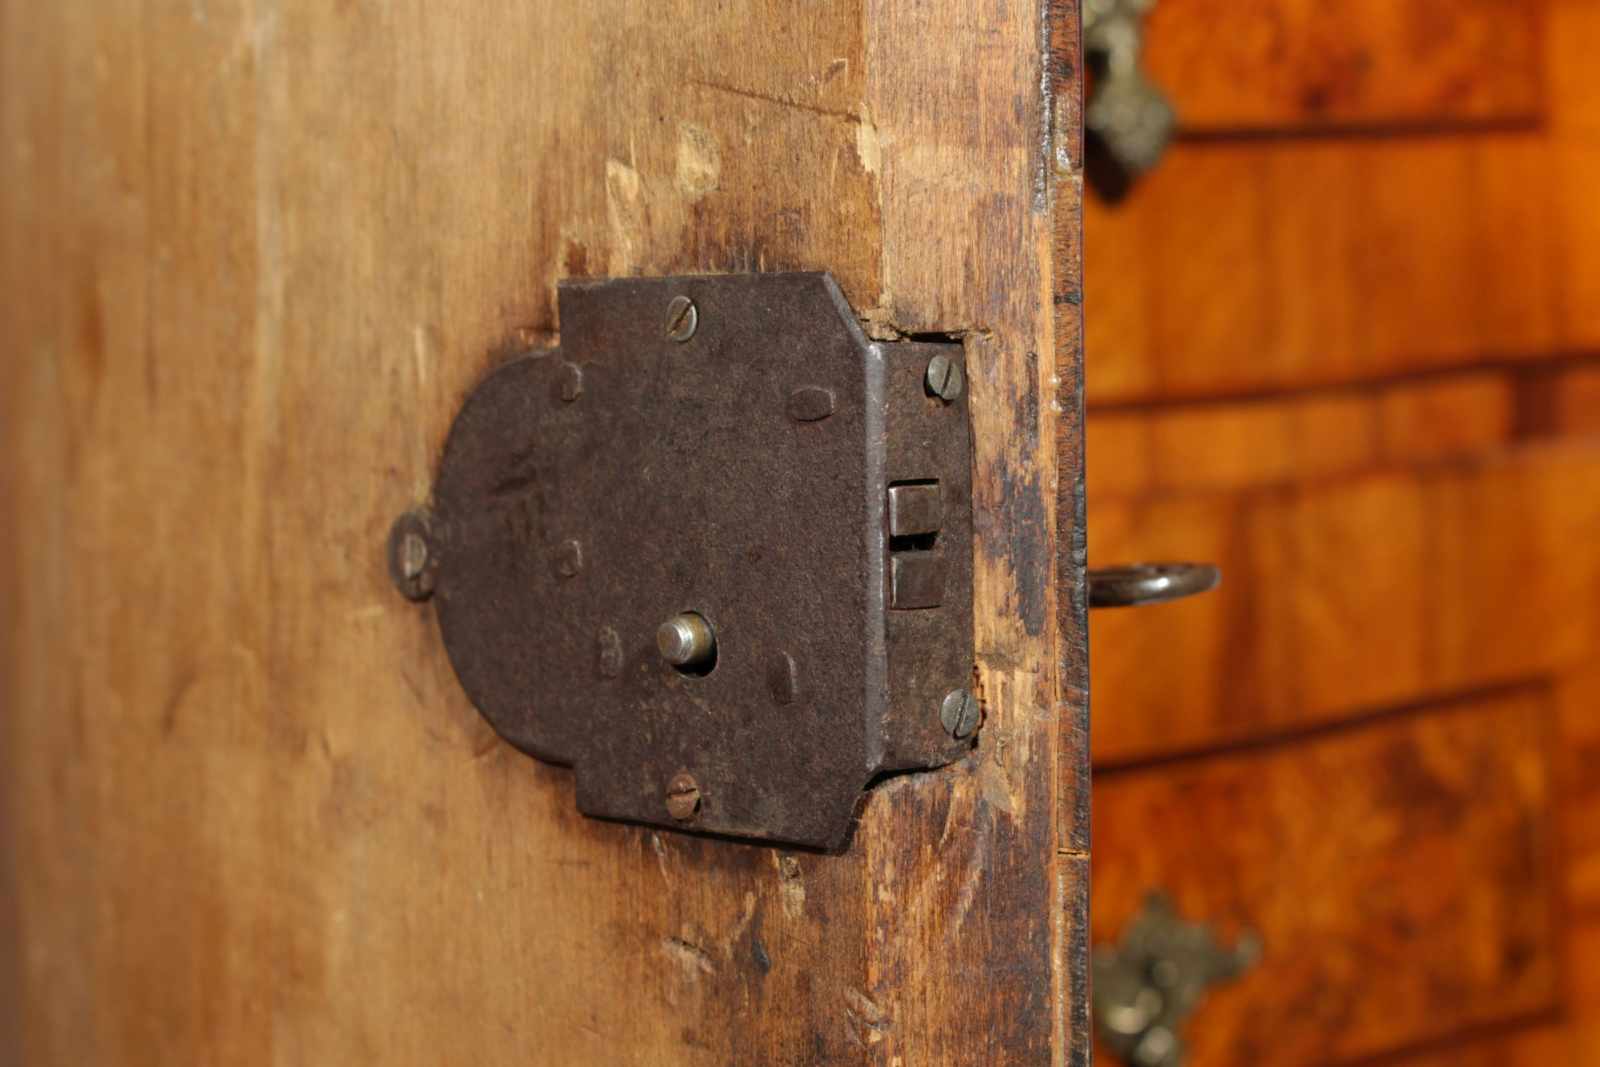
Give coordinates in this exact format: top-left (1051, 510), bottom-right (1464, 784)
top-left (665, 772), bottom-right (702, 821)
top-left (387, 511), bottom-right (436, 601)
top-left (664, 294), bottom-right (699, 342)
top-left (940, 688), bottom-right (981, 740)
top-left (925, 351), bottom-right (965, 402)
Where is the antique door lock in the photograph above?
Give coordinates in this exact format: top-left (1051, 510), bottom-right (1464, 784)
top-left (388, 273), bottom-right (974, 849)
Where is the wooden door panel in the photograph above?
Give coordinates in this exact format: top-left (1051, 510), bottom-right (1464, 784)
top-left (1141, 0), bottom-right (1543, 133)
top-left (1094, 689), bottom-right (1558, 1067)
top-left (0, 2), bottom-right (1088, 1063)
top-left (1090, 440), bottom-right (1600, 764)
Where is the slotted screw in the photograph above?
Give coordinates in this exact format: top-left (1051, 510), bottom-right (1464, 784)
top-left (664, 295), bottom-right (698, 342)
top-left (940, 688), bottom-right (981, 739)
top-left (925, 352), bottom-right (964, 402)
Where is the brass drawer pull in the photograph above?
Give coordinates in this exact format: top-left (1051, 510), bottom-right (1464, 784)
top-left (1089, 563), bottom-right (1219, 609)
top-left (1094, 893), bottom-right (1262, 1067)
top-left (1085, 0), bottom-right (1176, 191)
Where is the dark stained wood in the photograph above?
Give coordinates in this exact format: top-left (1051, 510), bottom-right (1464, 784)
top-left (1093, 691), bottom-right (1559, 1067)
top-left (0, 0), bottom-right (1088, 1063)
top-left (1142, 0), bottom-right (1543, 133)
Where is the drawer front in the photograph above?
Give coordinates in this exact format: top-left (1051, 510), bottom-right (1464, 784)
top-left (1142, 0), bottom-right (1541, 133)
top-left (1083, 1), bottom-right (1600, 403)
top-left (1093, 690), bottom-right (1557, 1066)
top-left (1091, 439), bottom-right (1600, 764)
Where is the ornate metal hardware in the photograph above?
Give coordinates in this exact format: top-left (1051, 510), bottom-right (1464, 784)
top-left (1084, 0), bottom-right (1176, 192)
top-left (389, 273), bottom-right (975, 850)
top-left (1093, 893), bottom-right (1262, 1067)
top-left (1089, 563), bottom-right (1220, 609)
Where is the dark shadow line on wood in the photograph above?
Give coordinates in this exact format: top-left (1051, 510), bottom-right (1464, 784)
top-left (1171, 113), bottom-right (1543, 146)
top-left (1088, 432), bottom-right (1600, 509)
top-left (1327, 1004), bottom-right (1566, 1067)
top-left (1086, 348), bottom-right (1600, 415)
top-left (1092, 676), bottom-right (1553, 777)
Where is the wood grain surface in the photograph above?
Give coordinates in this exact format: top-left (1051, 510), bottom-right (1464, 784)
top-left (1094, 690), bottom-right (1558, 1067)
top-left (0, 1), bottom-right (1088, 1063)
top-left (1085, 1), bottom-right (1600, 404)
top-left (1143, 0), bottom-right (1542, 133)
top-left (1390, 685), bottom-right (1600, 1067)
top-left (1091, 440), bottom-right (1600, 763)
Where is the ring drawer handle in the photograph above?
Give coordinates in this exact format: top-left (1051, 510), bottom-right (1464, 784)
top-left (1088, 563), bottom-right (1220, 609)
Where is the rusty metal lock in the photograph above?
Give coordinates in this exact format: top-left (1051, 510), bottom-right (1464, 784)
top-left (389, 273), bottom-right (975, 850)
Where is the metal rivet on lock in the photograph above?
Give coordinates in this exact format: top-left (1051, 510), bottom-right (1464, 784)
top-left (597, 626), bottom-right (623, 679)
top-left (768, 651), bottom-right (799, 705)
top-left (786, 386), bottom-right (835, 422)
top-left (554, 538), bottom-right (584, 579)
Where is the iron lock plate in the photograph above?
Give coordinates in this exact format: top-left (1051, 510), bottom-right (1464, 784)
top-left (394, 273), bottom-right (974, 849)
